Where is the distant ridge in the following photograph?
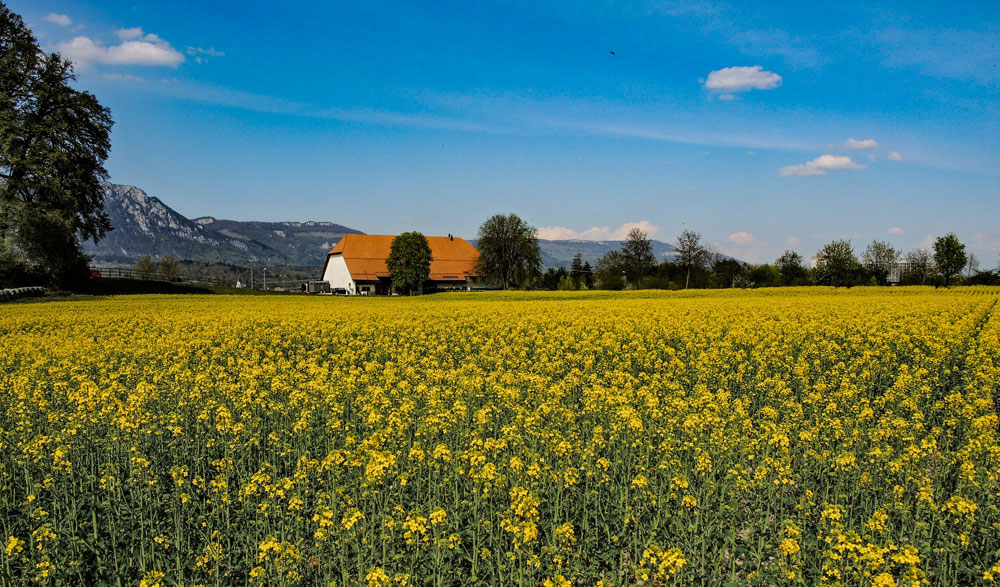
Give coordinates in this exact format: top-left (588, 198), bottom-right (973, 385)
top-left (84, 183), bottom-right (363, 266)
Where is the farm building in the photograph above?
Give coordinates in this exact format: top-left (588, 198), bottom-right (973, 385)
top-left (321, 234), bottom-right (480, 295)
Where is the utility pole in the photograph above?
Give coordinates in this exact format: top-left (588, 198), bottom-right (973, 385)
top-left (263, 268), bottom-right (268, 290)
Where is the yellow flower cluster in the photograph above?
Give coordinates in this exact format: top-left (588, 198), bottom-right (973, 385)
top-left (1, 287), bottom-right (999, 585)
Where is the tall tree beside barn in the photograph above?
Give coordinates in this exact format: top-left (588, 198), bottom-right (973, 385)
top-left (386, 232), bottom-right (432, 295)
top-left (475, 213), bottom-right (541, 290)
top-left (0, 4), bottom-right (113, 286)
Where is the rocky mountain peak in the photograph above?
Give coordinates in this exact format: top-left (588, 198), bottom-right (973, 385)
top-left (85, 183), bottom-right (363, 266)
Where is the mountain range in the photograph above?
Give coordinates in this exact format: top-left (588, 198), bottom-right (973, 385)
top-left (84, 183), bottom-right (362, 266)
top-left (85, 183), bottom-right (678, 269)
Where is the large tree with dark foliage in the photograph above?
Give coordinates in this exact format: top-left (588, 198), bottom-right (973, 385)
top-left (776, 250), bottom-right (807, 285)
top-left (475, 213), bottom-right (541, 290)
top-left (594, 249), bottom-right (626, 290)
top-left (814, 239), bottom-right (864, 287)
top-left (620, 227), bottom-right (656, 284)
top-left (0, 3), bottom-right (113, 286)
top-left (933, 233), bottom-right (967, 287)
top-left (386, 231), bottom-right (432, 295)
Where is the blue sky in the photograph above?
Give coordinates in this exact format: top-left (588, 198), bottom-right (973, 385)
top-left (13, 0), bottom-right (1000, 263)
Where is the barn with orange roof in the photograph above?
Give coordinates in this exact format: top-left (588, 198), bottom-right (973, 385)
top-left (320, 234), bottom-right (480, 294)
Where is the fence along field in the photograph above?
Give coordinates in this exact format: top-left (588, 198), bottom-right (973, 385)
top-left (1, 288), bottom-right (999, 585)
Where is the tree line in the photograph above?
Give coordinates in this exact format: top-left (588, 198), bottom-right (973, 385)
top-left (471, 213), bottom-right (997, 291)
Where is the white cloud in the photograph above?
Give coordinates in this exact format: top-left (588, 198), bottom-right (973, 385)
top-left (45, 13), bottom-right (72, 27)
top-left (535, 220), bottom-right (660, 241)
top-left (785, 236), bottom-right (800, 247)
top-left (888, 151), bottom-right (903, 161)
top-left (722, 231), bottom-right (772, 263)
top-left (888, 226), bottom-right (905, 235)
top-left (780, 154), bottom-right (866, 177)
top-left (703, 66), bottom-right (782, 94)
top-left (728, 231), bottom-right (756, 245)
top-left (116, 27), bottom-right (145, 41)
top-left (56, 29), bottom-right (185, 70)
top-left (867, 153), bottom-right (877, 162)
top-left (842, 138), bottom-right (878, 150)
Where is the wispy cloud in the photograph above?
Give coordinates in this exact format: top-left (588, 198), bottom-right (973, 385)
top-left (561, 120), bottom-right (812, 151)
top-left (888, 226), bottom-right (904, 235)
top-left (876, 27), bottom-right (1000, 85)
top-left (970, 232), bottom-right (1000, 256)
top-left (143, 81), bottom-right (505, 134)
top-left (656, 1), bottom-right (827, 68)
top-left (112, 81), bottom-right (822, 151)
top-left (888, 151), bottom-right (903, 161)
top-left (535, 221), bottom-right (660, 241)
top-left (781, 154), bottom-right (865, 177)
top-left (842, 138), bottom-right (877, 150)
top-left (186, 46), bottom-right (224, 64)
top-left (45, 13), bottom-right (72, 27)
top-left (103, 73), bottom-right (144, 82)
top-left (725, 28), bottom-right (828, 69)
top-left (55, 28), bottom-right (184, 70)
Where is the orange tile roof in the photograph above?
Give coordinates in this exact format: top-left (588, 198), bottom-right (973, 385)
top-left (327, 234), bottom-right (479, 281)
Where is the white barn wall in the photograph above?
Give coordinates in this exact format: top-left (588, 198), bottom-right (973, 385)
top-left (322, 255), bottom-right (354, 292)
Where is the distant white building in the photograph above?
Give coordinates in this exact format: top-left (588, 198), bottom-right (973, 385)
top-left (321, 234), bottom-right (480, 295)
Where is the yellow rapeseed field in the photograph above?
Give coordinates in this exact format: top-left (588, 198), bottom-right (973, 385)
top-left (2, 287), bottom-right (999, 585)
